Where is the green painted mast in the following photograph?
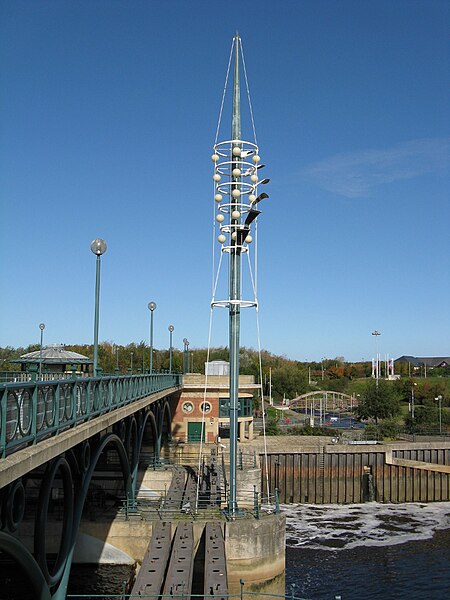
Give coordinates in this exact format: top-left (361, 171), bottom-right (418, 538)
top-left (228, 32), bottom-right (241, 516)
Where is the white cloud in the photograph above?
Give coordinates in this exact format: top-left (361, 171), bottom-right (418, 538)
top-left (302, 137), bottom-right (450, 198)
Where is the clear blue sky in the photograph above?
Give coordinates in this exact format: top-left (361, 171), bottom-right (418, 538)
top-left (1, 0), bottom-right (449, 362)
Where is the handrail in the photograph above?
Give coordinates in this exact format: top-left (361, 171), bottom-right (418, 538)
top-left (0, 373), bottom-right (182, 458)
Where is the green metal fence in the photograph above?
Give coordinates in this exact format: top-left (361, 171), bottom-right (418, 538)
top-left (0, 373), bottom-right (181, 458)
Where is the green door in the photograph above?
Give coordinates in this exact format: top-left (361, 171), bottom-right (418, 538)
top-left (188, 422), bottom-right (205, 442)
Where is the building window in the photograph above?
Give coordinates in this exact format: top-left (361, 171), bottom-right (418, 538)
top-left (219, 398), bottom-right (252, 418)
top-left (200, 401), bottom-right (212, 414)
top-left (182, 401), bottom-right (194, 414)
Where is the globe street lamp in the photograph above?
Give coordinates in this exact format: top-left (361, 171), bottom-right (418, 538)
top-left (183, 338), bottom-right (189, 374)
top-left (435, 395), bottom-right (443, 435)
top-left (90, 238), bottom-right (107, 376)
top-left (130, 351), bottom-right (134, 374)
top-left (39, 323), bottom-right (45, 379)
top-left (168, 325), bottom-right (174, 373)
top-left (148, 302), bottom-right (156, 373)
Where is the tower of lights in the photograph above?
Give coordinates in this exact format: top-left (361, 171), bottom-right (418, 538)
top-left (211, 33), bottom-right (269, 516)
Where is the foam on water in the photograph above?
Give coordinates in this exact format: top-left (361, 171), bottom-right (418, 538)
top-left (283, 502), bottom-right (450, 550)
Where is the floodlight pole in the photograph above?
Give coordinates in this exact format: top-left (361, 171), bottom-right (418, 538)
top-left (228, 32), bottom-right (242, 517)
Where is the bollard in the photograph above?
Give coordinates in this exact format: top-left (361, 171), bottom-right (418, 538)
top-left (239, 449), bottom-right (243, 470)
top-left (253, 485), bottom-right (260, 519)
top-left (274, 488), bottom-right (279, 513)
top-left (240, 579), bottom-right (245, 600)
top-left (253, 450), bottom-right (257, 468)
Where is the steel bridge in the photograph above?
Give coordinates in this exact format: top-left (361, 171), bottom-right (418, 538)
top-left (289, 390), bottom-right (357, 412)
top-left (0, 372), bottom-right (182, 600)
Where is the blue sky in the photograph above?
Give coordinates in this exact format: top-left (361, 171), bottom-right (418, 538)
top-left (1, 0), bottom-right (449, 362)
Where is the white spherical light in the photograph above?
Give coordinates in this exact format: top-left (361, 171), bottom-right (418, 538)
top-left (249, 194), bottom-right (256, 203)
top-left (245, 235), bottom-right (253, 244)
top-left (216, 213), bottom-right (225, 223)
top-left (232, 146), bottom-right (241, 157)
top-left (231, 232), bottom-right (237, 240)
top-left (218, 234), bottom-right (226, 244)
top-left (232, 168), bottom-right (241, 177)
top-left (232, 210), bottom-right (241, 219)
top-left (211, 153), bottom-right (220, 162)
top-left (250, 174), bottom-right (258, 183)
top-left (252, 155), bottom-right (261, 163)
top-left (231, 188), bottom-right (241, 198)
top-left (213, 173), bottom-right (221, 182)
top-left (214, 194), bottom-right (223, 203)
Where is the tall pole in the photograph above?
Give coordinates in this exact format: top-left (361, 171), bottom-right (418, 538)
top-left (183, 338), bottom-right (189, 373)
top-left (168, 325), bottom-right (174, 373)
top-left (148, 302), bottom-right (156, 373)
top-left (91, 239), bottom-right (107, 376)
top-left (372, 330), bottom-right (380, 387)
top-left (228, 33), bottom-right (242, 516)
top-left (39, 323), bottom-right (45, 379)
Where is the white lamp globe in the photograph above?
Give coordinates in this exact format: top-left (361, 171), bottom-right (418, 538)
top-left (231, 189), bottom-right (241, 198)
top-left (216, 213), bottom-right (225, 223)
top-left (231, 210), bottom-right (240, 219)
top-left (245, 235), bottom-right (253, 244)
top-left (232, 168), bottom-right (241, 177)
top-left (250, 174), bottom-right (258, 183)
top-left (231, 232), bottom-right (237, 240)
top-left (252, 155), bottom-right (261, 163)
top-left (213, 173), bottom-right (221, 182)
top-left (249, 194), bottom-right (256, 203)
top-left (232, 146), bottom-right (241, 157)
top-left (218, 234), bottom-right (226, 244)
top-left (214, 194), bottom-right (223, 203)
top-left (211, 153), bottom-right (219, 162)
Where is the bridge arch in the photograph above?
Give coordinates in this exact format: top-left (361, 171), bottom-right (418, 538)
top-left (289, 390), bottom-right (356, 410)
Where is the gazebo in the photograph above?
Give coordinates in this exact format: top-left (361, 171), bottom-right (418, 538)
top-left (14, 344), bottom-right (92, 376)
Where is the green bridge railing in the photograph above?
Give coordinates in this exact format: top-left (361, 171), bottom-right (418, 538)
top-left (0, 373), bottom-right (182, 458)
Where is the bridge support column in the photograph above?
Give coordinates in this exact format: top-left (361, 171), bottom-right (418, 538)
top-left (239, 421), bottom-right (246, 441)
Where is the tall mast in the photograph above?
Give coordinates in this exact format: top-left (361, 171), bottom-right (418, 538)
top-left (211, 33), bottom-right (269, 517)
top-left (228, 32), bottom-right (241, 516)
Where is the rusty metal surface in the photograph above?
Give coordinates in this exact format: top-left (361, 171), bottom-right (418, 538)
top-left (162, 521), bottom-right (196, 596)
top-left (204, 522), bottom-right (228, 598)
top-left (130, 521), bottom-right (172, 597)
top-left (162, 466), bottom-right (186, 511)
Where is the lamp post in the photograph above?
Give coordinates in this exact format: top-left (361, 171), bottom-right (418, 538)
top-left (130, 351), bottom-right (134, 374)
top-left (411, 382), bottom-right (417, 420)
top-left (168, 325), bottom-right (174, 373)
top-left (435, 395), bottom-right (443, 435)
top-left (183, 338), bottom-right (189, 374)
top-left (38, 323), bottom-right (45, 379)
top-left (90, 238), bottom-right (107, 376)
top-left (372, 330), bottom-right (381, 386)
top-left (148, 302), bottom-right (156, 373)
top-left (116, 345), bottom-right (119, 373)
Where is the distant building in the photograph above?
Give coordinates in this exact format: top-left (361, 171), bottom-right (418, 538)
top-left (395, 356), bottom-right (450, 369)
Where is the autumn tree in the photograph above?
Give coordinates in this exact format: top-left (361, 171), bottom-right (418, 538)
top-left (355, 379), bottom-right (400, 424)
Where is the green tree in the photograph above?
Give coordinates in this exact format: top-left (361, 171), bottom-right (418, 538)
top-left (355, 379), bottom-right (400, 424)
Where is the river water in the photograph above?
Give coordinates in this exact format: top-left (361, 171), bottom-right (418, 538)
top-left (3, 502), bottom-right (446, 599)
top-left (284, 502), bottom-right (450, 599)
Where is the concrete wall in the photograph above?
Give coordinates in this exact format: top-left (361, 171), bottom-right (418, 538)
top-left (225, 513), bottom-right (286, 588)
